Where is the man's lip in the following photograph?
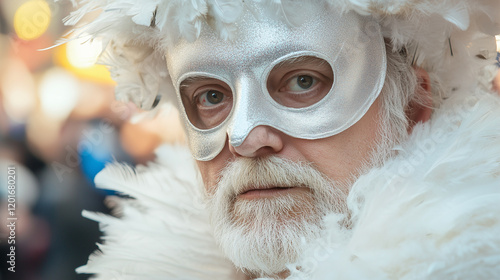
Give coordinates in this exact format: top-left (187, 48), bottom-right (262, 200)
top-left (240, 186), bottom-right (293, 195)
top-left (237, 186), bottom-right (307, 199)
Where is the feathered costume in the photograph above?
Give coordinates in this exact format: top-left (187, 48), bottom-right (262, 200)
top-left (63, 0), bottom-right (500, 279)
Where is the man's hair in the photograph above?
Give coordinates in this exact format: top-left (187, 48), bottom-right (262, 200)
top-left (373, 41), bottom-right (442, 164)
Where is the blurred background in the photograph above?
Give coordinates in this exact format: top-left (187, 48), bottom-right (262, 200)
top-left (0, 1), bottom-right (184, 279)
top-left (0, 1), bottom-right (498, 280)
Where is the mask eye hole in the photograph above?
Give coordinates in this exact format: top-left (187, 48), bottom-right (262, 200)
top-left (266, 56), bottom-right (333, 108)
top-left (179, 77), bottom-right (233, 129)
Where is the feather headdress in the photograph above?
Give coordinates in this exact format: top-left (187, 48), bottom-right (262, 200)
top-left (62, 0), bottom-right (500, 110)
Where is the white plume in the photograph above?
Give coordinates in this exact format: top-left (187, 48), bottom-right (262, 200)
top-left (328, 0), bottom-right (500, 96)
top-left (79, 82), bottom-right (500, 279)
top-left (287, 87), bottom-right (500, 280)
top-left (207, 0), bottom-right (244, 41)
top-left (76, 145), bottom-right (238, 279)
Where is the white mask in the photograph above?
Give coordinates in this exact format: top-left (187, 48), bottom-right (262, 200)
top-left (166, 3), bottom-right (386, 161)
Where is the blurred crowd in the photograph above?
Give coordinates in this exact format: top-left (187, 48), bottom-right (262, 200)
top-left (0, 1), bottom-right (184, 279)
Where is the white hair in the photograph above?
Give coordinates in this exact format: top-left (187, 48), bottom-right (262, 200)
top-left (373, 41), bottom-right (442, 165)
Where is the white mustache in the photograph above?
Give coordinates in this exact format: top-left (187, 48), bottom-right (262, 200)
top-left (210, 156), bottom-right (335, 200)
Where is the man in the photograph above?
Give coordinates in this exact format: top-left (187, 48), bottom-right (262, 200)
top-left (68, 1), bottom-right (500, 279)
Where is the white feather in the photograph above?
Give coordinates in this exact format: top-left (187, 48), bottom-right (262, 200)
top-left (210, 0), bottom-right (244, 23)
top-left (442, 3), bottom-right (470, 30)
top-left (77, 85), bottom-right (500, 279)
top-left (77, 145), bottom-right (238, 279)
top-left (173, 0), bottom-right (208, 42)
top-left (128, 1), bottom-right (159, 26)
top-left (289, 87), bottom-right (500, 280)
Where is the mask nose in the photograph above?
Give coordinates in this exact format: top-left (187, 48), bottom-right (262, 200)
top-left (226, 75), bottom-right (285, 158)
top-left (226, 75), bottom-right (260, 147)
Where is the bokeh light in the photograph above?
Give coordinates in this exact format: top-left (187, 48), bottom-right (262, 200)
top-left (497, 35), bottom-right (500, 52)
top-left (66, 36), bottom-right (102, 68)
top-left (39, 67), bottom-right (80, 120)
top-left (1, 57), bottom-right (36, 122)
top-left (55, 40), bottom-right (114, 85)
top-left (13, 0), bottom-right (51, 41)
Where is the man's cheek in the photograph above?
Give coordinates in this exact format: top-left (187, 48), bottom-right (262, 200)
top-left (196, 161), bottom-right (213, 192)
top-left (206, 169), bottom-right (223, 196)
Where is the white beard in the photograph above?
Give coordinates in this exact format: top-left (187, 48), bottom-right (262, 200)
top-left (205, 156), bottom-right (350, 276)
top-left (205, 105), bottom-right (406, 277)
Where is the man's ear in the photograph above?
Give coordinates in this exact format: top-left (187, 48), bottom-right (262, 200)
top-left (406, 66), bottom-right (433, 133)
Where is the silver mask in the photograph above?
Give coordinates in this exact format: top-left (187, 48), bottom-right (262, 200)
top-left (166, 3), bottom-right (387, 161)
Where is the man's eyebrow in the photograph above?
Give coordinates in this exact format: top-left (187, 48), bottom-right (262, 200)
top-left (274, 56), bottom-right (329, 69)
top-left (179, 57), bottom-right (328, 92)
top-left (179, 76), bottom-right (216, 96)
top-left (180, 76), bottom-right (214, 88)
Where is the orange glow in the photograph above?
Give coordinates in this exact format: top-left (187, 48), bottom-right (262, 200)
top-left (54, 43), bottom-right (115, 85)
top-left (120, 106), bottom-right (186, 161)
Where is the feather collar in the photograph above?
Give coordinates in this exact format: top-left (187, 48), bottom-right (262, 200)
top-left (78, 87), bottom-right (500, 279)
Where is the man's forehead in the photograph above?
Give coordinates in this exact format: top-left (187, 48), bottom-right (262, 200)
top-left (166, 20), bottom-right (310, 79)
top-left (165, 7), bottom-right (365, 82)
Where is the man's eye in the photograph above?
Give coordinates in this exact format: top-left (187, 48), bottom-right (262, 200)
top-left (198, 90), bottom-right (224, 106)
top-left (287, 75), bottom-right (317, 92)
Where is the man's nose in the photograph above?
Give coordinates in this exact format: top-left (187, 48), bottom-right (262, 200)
top-left (228, 126), bottom-right (284, 158)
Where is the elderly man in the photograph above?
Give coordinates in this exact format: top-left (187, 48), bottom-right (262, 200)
top-left (69, 1), bottom-right (500, 279)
